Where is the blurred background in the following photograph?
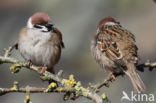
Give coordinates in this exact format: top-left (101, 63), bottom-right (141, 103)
top-left (0, 0), bottom-right (156, 103)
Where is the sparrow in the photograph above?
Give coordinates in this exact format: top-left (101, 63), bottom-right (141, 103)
top-left (91, 17), bottom-right (146, 93)
top-left (17, 12), bottom-right (64, 74)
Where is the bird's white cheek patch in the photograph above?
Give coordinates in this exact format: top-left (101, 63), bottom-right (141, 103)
top-left (41, 26), bottom-right (48, 32)
top-left (27, 18), bottom-right (33, 28)
top-left (105, 22), bottom-right (117, 26)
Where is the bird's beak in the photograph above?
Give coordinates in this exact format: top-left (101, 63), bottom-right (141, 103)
top-left (116, 21), bottom-right (120, 25)
top-left (46, 23), bottom-right (54, 31)
top-left (46, 23), bottom-right (53, 28)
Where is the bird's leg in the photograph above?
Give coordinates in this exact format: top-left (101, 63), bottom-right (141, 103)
top-left (40, 66), bottom-right (48, 74)
top-left (40, 66), bottom-right (58, 85)
top-left (109, 72), bottom-right (124, 81)
top-left (109, 72), bottom-right (116, 81)
top-left (39, 66), bottom-right (48, 80)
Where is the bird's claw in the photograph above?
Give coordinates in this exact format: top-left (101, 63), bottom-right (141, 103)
top-left (40, 66), bottom-right (48, 79)
top-left (40, 66), bottom-right (48, 74)
top-left (109, 72), bottom-right (116, 81)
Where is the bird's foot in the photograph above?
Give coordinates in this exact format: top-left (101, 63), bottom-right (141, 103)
top-left (40, 66), bottom-right (48, 79)
top-left (40, 66), bottom-right (48, 74)
top-left (109, 72), bottom-right (116, 81)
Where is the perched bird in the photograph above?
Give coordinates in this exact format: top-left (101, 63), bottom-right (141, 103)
top-left (91, 17), bottom-right (146, 93)
top-left (17, 12), bottom-right (64, 74)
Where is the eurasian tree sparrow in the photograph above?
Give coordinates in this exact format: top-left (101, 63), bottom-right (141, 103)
top-left (91, 17), bottom-right (146, 93)
top-left (17, 12), bottom-right (64, 74)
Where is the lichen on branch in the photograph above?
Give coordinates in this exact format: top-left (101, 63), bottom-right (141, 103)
top-left (0, 44), bottom-right (155, 103)
top-left (0, 45), bottom-right (111, 103)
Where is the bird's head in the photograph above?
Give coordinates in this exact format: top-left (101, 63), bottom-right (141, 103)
top-left (27, 12), bottom-right (54, 32)
top-left (98, 17), bottom-right (120, 30)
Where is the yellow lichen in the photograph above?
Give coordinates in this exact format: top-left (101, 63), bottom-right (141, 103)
top-left (62, 74), bottom-right (76, 87)
top-left (82, 88), bottom-right (89, 96)
top-left (74, 81), bottom-right (90, 97)
top-left (64, 95), bottom-right (70, 100)
top-left (10, 63), bottom-right (21, 73)
top-left (57, 88), bottom-right (63, 92)
top-left (48, 82), bottom-right (57, 88)
top-left (10, 81), bottom-right (18, 91)
top-left (24, 93), bottom-right (32, 103)
top-left (10, 86), bottom-right (17, 91)
top-left (89, 82), bottom-right (94, 88)
top-left (44, 82), bottom-right (57, 92)
top-left (87, 86), bottom-right (90, 90)
top-left (75, 81), bottom-right (81, 91)
top-left (101, 93), bottom-right (106, 99)
top-left (63, 92), bottom-right (71, 101)
top-left (10, 64), bottom-right (18, 71)
top-left (25, 95), bottom-right (30, 101)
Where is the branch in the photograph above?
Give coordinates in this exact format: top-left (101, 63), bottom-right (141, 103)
top-left (93, 61), bottom-right (156, 92)
top-left (0, 82), bottom-right (75, 95)
top-left (1, 44), bottom-right (155, 103)
top-left (0, 45), bottom-right (110, 103)
top-left (137, 60), bottom-right (156, 72)
top-left (4, 42), bottom-right (18, 57)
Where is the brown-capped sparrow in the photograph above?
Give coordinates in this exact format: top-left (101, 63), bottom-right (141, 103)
top-left (91, 17), bottom-right (146, 93)
top-left (17, 12), bottom-right (64, 74)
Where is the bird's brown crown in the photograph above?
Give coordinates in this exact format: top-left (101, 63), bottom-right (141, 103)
top-left (98, 17), bottom-right (116, 29)
top-left (31, 12), bottom-right (51, 24)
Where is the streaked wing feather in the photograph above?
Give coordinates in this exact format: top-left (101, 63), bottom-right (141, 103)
top-left (53, 28), bottom-right (65, 48)
top-left (97, 26), bottom-right (122, 60)
top-left (97, 24), bottom-right (138, 66)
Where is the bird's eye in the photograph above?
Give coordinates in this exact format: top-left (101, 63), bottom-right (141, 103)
top-left (34, 24), bottom-right (42, 29)
top-left (34, 23), bottom-right (54, 32)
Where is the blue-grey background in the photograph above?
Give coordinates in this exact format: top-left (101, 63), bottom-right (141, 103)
top-left (0, 0), bottom-right (156, 103)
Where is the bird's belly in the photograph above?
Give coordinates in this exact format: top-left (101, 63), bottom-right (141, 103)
top-left (33, 44), bottom-right (56, 67)
top-left (19, 40), bottom-right (60, 68)
top-left (19, 40), bottom-right (35, 61)
top-left (92, 47), bottom-right (121, 72)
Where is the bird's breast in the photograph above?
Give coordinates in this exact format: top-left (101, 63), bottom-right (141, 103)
top-left (18, 35), bottom-right (61, 68)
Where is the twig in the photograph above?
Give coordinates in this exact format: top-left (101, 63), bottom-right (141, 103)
top-left (93, 61), bottom-right (156, 92)
top-left (0, 45), bottom-right (109, 103)
top-left (137, 60), bottom-right (156, 72)
top-left (93, 73), bottom-right (122, 92)
top-left (1, 44), bottom-right (155, 103)
top-left (4, 42), bottom-right (18, 58)
top-left (0, 87), bottom-right (75, 94)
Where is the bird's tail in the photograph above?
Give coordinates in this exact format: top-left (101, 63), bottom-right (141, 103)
top-left (124, 63), bottom-right (146, 93)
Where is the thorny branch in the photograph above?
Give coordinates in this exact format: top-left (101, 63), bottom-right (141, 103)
top-left (0, 44), bottom-right (110, 103)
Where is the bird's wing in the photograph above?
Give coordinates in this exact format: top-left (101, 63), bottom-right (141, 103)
top-left (96, 25), bottom-right (137, 64)
top-left (97, 25), bottom-right (122, 60)
top-left (52, 27), bottom-right (65, 48)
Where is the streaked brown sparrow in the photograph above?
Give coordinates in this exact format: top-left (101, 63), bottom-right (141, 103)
top-left (91, 17), bottom-right (146, 93)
